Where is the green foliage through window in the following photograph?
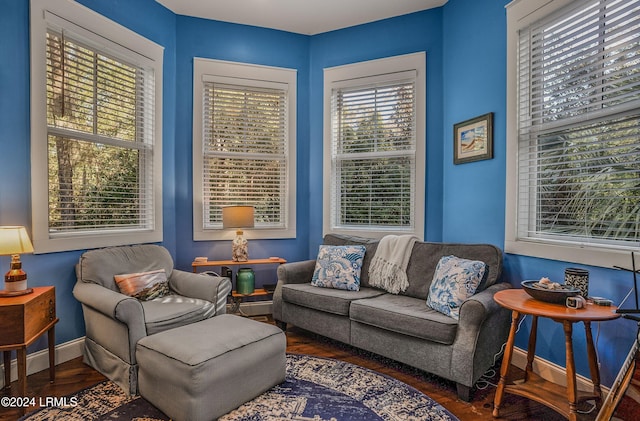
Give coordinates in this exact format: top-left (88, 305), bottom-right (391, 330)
top-left (45, 30), bottom-right (152, 232)
top-left (332, 82), bottom-right (415, 228)
top-left (517, 0), bottom-right (640, 248)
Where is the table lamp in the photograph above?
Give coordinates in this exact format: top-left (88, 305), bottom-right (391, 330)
top-left (222, 205), bottom-right (254, 262)
top-left (0, 226), bottom-right (35, 297)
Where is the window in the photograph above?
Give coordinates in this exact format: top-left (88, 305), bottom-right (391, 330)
top-left (30, 0), bottom-right (163, 253)
top-left (193, 58), bottom-right (296, 240)
top-left (323, 53), bottom-right (425, 239)
top-left (506, 0), bottom-right (640, 267)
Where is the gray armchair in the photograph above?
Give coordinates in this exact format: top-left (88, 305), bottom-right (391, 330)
top-left (73, 244), bottom-right (231, 395)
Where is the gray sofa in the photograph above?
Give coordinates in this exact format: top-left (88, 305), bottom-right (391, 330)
top-left (73, 244), bottom-right (231, 395)
top-left (273, 234), bottom-right (512, 400)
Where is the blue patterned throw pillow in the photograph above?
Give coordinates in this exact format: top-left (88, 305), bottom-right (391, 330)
top-left (311, 245), bottom-right (366, 291)
top-left (426, 255), bottom-right (486, 320)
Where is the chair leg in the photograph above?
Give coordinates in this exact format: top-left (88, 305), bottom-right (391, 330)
top-left (456, 383), bottom-right (472, 401)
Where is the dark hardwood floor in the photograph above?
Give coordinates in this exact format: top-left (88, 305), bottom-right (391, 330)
top-left (1, 321), bottom-right (577, 421)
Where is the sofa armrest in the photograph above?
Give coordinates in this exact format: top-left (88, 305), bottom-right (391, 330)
top-left (73, 280), bottom-right (146, 343)
top-left (277, 260), bottom-right (317, 285)
top-left (458, 282), bottom-right (511, 327)
top-left (272, 260), bottom-right (316, 322)
top-left (169, 269), bottom-right (232, 315)
top-left (451, 282), bottom-right (513, 387)
top-left (73, 280), bottom-right (148, 370)
top-left (73, 281), bottom-right (144, 324)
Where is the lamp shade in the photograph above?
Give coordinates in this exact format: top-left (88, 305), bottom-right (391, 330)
top-left (222, 206), bottom-right (255, 229)
top-left (0, 226), bottom-right (34, 255)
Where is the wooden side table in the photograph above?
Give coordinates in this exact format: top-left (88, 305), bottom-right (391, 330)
top-left (1, 286), bottom-right (58, 399)
top-left (493, 288), bottom-right (619, 421)
top-left (192, 258), bottom-right (287, 312)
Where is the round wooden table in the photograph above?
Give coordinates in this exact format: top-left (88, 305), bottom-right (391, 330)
top-left (493, 288), bottom-right (620, 421)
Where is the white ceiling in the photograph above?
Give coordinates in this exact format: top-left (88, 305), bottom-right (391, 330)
top-left (155, 0), bottom-right (447, 35)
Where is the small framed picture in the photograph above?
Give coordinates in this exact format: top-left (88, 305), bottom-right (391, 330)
top-left (453, 112), bottom-right (493, 164)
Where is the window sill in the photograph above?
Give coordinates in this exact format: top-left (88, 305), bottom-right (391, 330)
top-left (505, 239), bottom-right (635, 269)
top-left (194, 228), bottom-right (296, 241)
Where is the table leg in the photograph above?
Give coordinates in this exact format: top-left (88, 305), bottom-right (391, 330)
top-left (16, 347), bottom-right (27, 398)
top-left (48, 325), bottom-right (56, 383)
top-left (525, 315), bottom-right (538, 381)
top-left (563, 321), bottom-right (578, 421)
top-left (493, 310), bottom-right (520, 417)
top-left (229, 296), bottom-right (242, 314)
top-left (583, 321), bottom-right (603, 403)
top-left (2, 351), bottom-right (10, 390)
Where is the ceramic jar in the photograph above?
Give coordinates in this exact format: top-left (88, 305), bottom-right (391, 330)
top-left (236, 268), bottom-right (255, 295)
top-left (564, 268), bottom-right (589, 298)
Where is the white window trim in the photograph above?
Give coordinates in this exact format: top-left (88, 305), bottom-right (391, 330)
top-left (192, 58), bottom-right (297, 241)
top-left (322, 52), bottom-right (426, 240)
top-left (505, 0), bottom-right (636, 268)
top-left (30, 0), bottom-right (163, 253)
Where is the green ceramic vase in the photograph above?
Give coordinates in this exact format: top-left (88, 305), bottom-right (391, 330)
top-left (236, 268), bottom-right (255, 295)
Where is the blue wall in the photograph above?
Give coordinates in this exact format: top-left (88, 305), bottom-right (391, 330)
top-left (0, 0), bottom-right (636, 388)
top-left (442, 0), bottom-right (506, 247)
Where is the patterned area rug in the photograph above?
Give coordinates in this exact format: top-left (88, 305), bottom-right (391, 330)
top-left (21, 354), bottom-right (459, 421)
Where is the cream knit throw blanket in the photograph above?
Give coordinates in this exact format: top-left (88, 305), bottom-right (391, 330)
top-left (368, 235), bottom-right (419, 294)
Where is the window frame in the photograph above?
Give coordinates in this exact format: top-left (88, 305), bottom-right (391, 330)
top-left (505, 0), bottom-right (639, 268)
top-left (192, 58), bottom-right (297, 241)
top-left (322, 52), bottom-right (426, 239)
top-left (30, 0), bottom-right (164, 253)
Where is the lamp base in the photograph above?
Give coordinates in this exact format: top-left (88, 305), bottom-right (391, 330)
top-left (0, 288), bottom-right (33, 297)
top-left (5, 279), bottom-right (27, 292)
top-left (231, 230), bottom-right (249, 262)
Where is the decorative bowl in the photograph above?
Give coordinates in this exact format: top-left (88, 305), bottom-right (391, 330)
top-left (521, 280), bottom-right (580, 304)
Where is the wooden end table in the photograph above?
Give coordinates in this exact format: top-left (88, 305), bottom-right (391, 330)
top-left (1, 286), bottom-right (58, 407)
top-left (493, 288), bottom-right (619, 421)
top-left (192, 258), bottom-right (287, 313)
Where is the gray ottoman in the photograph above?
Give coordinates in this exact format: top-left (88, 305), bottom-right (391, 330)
top-left (136, 314), bottom-right (286, 421)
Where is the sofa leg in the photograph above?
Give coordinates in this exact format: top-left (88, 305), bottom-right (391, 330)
top-left (275, 320), bottom-right (287, 331)
top-left (456, 383), bottom-right (471, 401)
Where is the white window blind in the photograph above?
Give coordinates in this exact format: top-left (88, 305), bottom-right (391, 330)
top-left (516, 0), bottom-right (640, 249)
top-left (202, 82), bottom-right (288, 228)
top-left (45, 29), bottom-right (155, 234)
top-left (330, 75), bottom-right (417, 230)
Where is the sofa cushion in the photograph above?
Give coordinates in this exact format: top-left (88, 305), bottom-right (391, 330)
top-left (141, 294), bottom-right (216, 335)
top-left (282, 284), bottom-right (384, 316)
top-left (311, 245), bottom-right (366, 291)
top-left (426, 255), bottom-right (486, 320)
top-left (350, 294), bottom-right (459, 345)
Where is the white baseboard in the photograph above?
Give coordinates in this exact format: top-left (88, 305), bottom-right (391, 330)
top-left (511, 346), bottom-right (609, 394)
top-left (0, 337), bottom-right (84, 389)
